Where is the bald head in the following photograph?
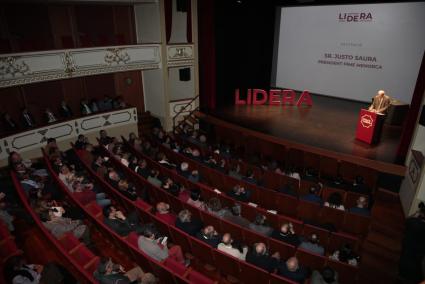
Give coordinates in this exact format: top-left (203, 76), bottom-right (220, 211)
top-left (378, 90), bottom-right (385, 96)
top-left (286, 257), bottom-right (299, 272)
top-left (254, 243), bottom-right (266, 255)
top-left (156, 202), bottom-right (170, 214)
top-left (222, 233), bottom-right (232, 245)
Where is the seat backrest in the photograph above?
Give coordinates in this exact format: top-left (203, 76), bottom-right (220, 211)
top-left (169, 226), bottom-right (193, 256)
top-left (270, 272), bottom-right (300, 284)
top-left (163, 257), bottom-right (187, 276)
top-left (295, 248), bottom-right (327, 271)
top-left (320, 206), bottom-right (345, 229)
top-left (328, 232), bottom-right (360, 253)
top-left (326, 258), bottom-right (359, 284)
top-left (238, 258), bottom-right (271, 284)
top-left (268, 238), bottom-right (296, 261)
top-left (342, 212), bottom-right (371, 237)
top-left (188, 237), bottom-right (215, 266)
top-left (301, 224), bottom-right (330, 249)
top-left (186, 269), bottom-right (216, 284)
top-left (275, 193), bottom-right (299, 218)
top-left (296, 200), bottom-right (322, 223)
top-left (212, 249), bottom-right (241, 279)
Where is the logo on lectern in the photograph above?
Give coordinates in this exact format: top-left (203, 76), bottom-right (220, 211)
top-left (360, 114), bottom-right (373, 128)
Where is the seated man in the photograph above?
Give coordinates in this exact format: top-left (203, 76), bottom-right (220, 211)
top-left (228, 164), bottom-right (243, 180)
top-left (246, 242), bottom-right (280, 272)
top-left (147, 170), bottom-right (162, 188)
top-left (175, 209), bottom-right (203, 236)
top-left (118, 179), bottom-right (138, 201)
top-left (42, 206), bottom-right (91, 246)
top-left (138, 224), bottom-right (186, 264)
top-left (178, 162), bottom-right (191, 179)
top-left (94, 257), bottom-right (155, 284)
top-left (155, 202), bottom-right (176, 225)
top-left (278, 256), bottom-right (310, 284)
top-left (186, 189), bottom-right (206, 210)
top-left (349, 196), bottom-right (370, 216)
top-left (196, 225), bottom-right (221, 248)
top-left (301, 185), bottom-right (323, 204)
top-left (248, 214), bottom-right (274, 237)
top-left (134, 159), bottom-right (150, 179)
top-left (107, 170), bottom-right (122, 189)
top-left (99, 130), bottom-right (114, 146)
top-left (75, 134), bottom-right (88, 150)
top-left (311, 266), bottom-right (338, 284)
top-left (223, 204), bottom-right (250, 228)
top-left (299, 233), bottom-right (325, 256)
top-left (227, 184), bottom-right (251, 202)
top-left (206, 197), bottom-right (230, 218)
top-left (103, 205), bottom-right (144, 237)
top-left (217, 233), bottom-right (248, 260)
top-left (271, 222), bottom-right (301, 247)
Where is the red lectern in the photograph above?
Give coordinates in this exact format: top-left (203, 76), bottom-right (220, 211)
top-left (355, 109), bottom-right (385, 144)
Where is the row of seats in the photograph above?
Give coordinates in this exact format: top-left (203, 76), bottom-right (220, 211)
top-left (43, 147), bottom-right (211, 284)
top-left (10, 171), bottom-right (100, 283)
top-left (121, 137), bottom-right (363, 253)
top-left (96, 141), bottom-right (359, 284)
top-left (142, 135), bottom-right (371, 237)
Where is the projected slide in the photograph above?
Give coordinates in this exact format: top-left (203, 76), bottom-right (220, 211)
top-left (272, 2), bottom-right (425, 103)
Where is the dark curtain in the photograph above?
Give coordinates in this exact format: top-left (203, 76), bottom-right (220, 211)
top-left (164, 0), bottom-right (172, 43)
top-left (396, 51), bottom-right (425, 164)
top-left (198, 0), bottom-right (216, 110)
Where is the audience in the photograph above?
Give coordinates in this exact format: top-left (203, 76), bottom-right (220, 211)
top-left (2, 112), bottom-right (18, 132)
top-left (21, 107), bottom-right (36, 128)
top-left (217, 233), bottom-right (248, 260)
top-left (227, 184), bottom-right (251, 202)
top-left (242, 169), bottom-right (258, 185)
top-left (311, 266), bottom-right (338, 284)
top-left (299, 233), bottom-right (325, 256)
top-left (248, 214), bottom-right (273, 237)
top-left (246, 242), bottom-right (280, 272)
top-left (138, 224), bottom-right (186, 264)
top-left (186, 189), bottom-right (206, 210)
top-left (223, 204), bottom-right (250, 228)
top-left (147, 170), bottom-right (162, 188)
top-left (0, 191), bottom-right (15, 231)
top-left (155, 202), bottom-right (176, 225)
top-left (175, 209), bottom-right (203, 236)
top-left (94, 258), bottom-right (156, 284)
top-left (103, 205), bottom-right (144, 237)
top-left (349, 196), bottom-right (370, 216)
top-left (59, 100), bottom-right (73, 118)
top-left (329, 244), bottom-right (359, 266)
top-left (324, 192), bottom-right (345, 211)
top-left (301, 185), bottom-right (323, 204)
top-left (271, 222), bottom-right (301, 247)
top-left (278, 256), bottom-right (310, 284)
top-left (206, 197), bottom-right (230, 218)
top-left (196, 225), bottom-right (221, 247)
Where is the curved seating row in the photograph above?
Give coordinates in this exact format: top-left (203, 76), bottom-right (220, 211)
top-left (96, 140), bottom-right (359, 284)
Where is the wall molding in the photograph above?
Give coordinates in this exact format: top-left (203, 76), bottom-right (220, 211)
top-left (166, 44), bottom-right (194, 67)
top-left (0, 107), bottom-right (138, 162)
top-left (0, 45), bottom-right (161, 88)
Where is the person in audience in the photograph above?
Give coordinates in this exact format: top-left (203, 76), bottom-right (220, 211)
top-left (285, 167), bottom-right (301, 181)
top-left (278, 256), bottom-right (310, 284)
top-left (99, 130), bottom-right (114, 146)
top-left (329, 244), bottom-right (359, 266)
top-left (0, 191), bottom-right (15, 231)
top-left (4, 255), bottom-right (76, 284)
top-left (175, 209), bottom-right (203, 236)
top-left (138, 224), bottom-right (186, 264)
top-left (224, 204), bottom-right (250, 228)
top-left (311, 266), bottom-right (338, 284)
top-left (327, 175), bottom-right (346, 190)
top-left (206, 197), bottom-right (230, 218)
top-left (246, 242), bottom-right (280, 272)
top-left (2, 112), bottom-right (18, 132)
top-left (113, 96), bottom-right (126, 109)
top-left (248, 214), bottom-right (273, 236)
top-left (218, 233), bottom-right (248, 260)
top-left (42, 206), bottom-right (91, 246)
top-left (301, 185), bottom-right (323, 204)
top-left (228, 164), bottom-right (243, 180)
top-left (186, 189), bottom-right (206, 210)
top-left (90, 99), bottom-right (100, 113)
top-left (303, 168), bottom-right (319, 182)
top-left (94, 257), bottom-right (155, 284)
top-left (118, 179), bottom-right (138, 201)
top-left (228, 184), bottom-right (251, 202)
top-left (178, 162), bottom-right (191, 179)
top-left (21, 107), bottom-right (36, 128)
top-left (157, 152), bottom-right (175, 169)
top-left (271, 222), bottom-right (301, 247)
top-left (80, 99), bottom-right (92, 115)
top-left (191, 148), bottom-right (202, 162)
top-left (92, 155), bottom-right (107, 176)
top-left (135, 159), bottom-right (150, 179)
top-left (44, 108), bottom-right (57, 123)
top-left (107, 170), bottom-right (121, 189)
top-left (299, 233), bottom-right (325, 256)
top-left (161, 177), bottom-right (182, 197)
top-left (242, 169), bottom-right (258, 185)
top-left (196, 225), bottom-right (221, 247)
top-left (59, 100), bottom-right (73, 118)
top-left (350, 176), bottom-right (371, 195)
top-left (155, 202), bottom-right (176, 225)
top-left (324, 192), bottom-right (345, 211)
top-left (99, 95), bottom-right (114, 111)
top-left (74, 134), bottom-right (88, 150)
top-left (147, 170), bottom-right (162, 188)
top-left (103, 205), bottom-right (144, 237)
top-left (349, 196), bottom-right (370, 216)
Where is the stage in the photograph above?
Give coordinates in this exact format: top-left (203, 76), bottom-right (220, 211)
top-left (207, 95), bottom-right (404, 164)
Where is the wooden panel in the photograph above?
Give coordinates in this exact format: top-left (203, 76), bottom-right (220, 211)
top-left (320, 156), bottom-right (339, 179)
top-left (114, 71), bottom-right (144, 112)
top-left (84, 73), bottom-right (115, 100)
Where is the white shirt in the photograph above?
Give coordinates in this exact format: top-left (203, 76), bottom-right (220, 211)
top-left (217, 243), bottom-right (248, 260)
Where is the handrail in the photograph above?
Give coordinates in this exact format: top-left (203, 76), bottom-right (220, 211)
top-left (172, 95), bottom-right (199, 132)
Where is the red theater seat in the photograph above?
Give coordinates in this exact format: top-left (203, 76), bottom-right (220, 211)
top-left (163, 257), bottom-right (187, 276)
top-left (295, 248), bottom-right (327, 271)
top-left (296, 199), bottom-right (322, 223)
top-left (270, 273), bottom-right (300, 284)
top-left (342, 212), bottom-right (371, 237)
top-left (185, 269), bottom-right (216, 284)
top-left (327, 258), bottom-right (359, 284)
top-left (238, 260), bottom-right (270, 284)
top-left (213, 249), bottom-right (241, 281)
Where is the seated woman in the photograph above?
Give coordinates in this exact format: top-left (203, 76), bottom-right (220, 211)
top-left (324, 192), bottom-right (345, 211)
top-left (329, 243), bottom-right (360, 266)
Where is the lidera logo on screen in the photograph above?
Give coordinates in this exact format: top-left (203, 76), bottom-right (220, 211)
top-left (338, 12), bottom-right (372, 22)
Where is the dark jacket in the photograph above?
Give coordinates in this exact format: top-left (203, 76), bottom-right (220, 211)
top-left (245, 250), bottom-right (279, 272)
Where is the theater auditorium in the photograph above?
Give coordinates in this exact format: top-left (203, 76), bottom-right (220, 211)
top-left (0, 0), bottom-right (424, 283)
